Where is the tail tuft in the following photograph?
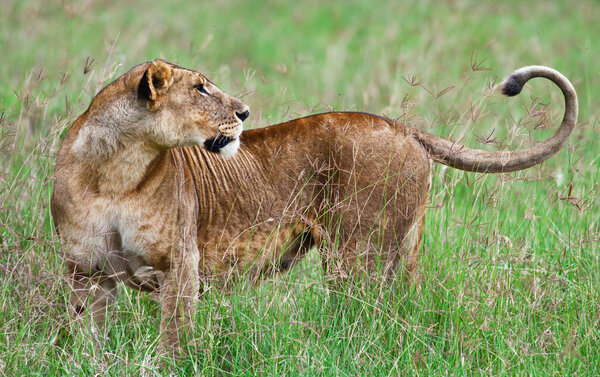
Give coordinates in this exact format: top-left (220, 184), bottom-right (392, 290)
top-left (413, 65), bottom-right (577, 173)
top-left (501, 73), bottom-right (527, 97)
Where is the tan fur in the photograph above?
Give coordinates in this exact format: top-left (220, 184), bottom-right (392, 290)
top-left (51, 60), bottom-right (576, 354)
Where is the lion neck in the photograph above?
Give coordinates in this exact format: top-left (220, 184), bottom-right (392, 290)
top-left (71, 98), bottom-right (167, 196)
top-left (88, 140), bottom-right (166, 195)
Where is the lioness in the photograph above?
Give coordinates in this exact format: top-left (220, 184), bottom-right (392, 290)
top-left (51, 60), bottom-right (577, 352)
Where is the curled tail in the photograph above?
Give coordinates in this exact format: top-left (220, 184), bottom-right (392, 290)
top-left (411, 66), bottom-right (578, 173)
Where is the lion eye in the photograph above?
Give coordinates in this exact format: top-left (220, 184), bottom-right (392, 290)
top-left (195, 83), bottom-right (209, 95)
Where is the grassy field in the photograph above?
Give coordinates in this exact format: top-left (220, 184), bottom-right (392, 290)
top-left (1, 0), bottom-right (599, 375)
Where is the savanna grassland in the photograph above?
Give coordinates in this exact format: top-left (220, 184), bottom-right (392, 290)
top-left (1, 0), bottom-right (599, 375)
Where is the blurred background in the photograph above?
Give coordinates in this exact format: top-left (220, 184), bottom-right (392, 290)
top-left (2, 0), bottom-right (597, 128)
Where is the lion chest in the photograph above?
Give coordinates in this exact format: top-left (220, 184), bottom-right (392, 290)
top-left (74, 194), bottom-right (176, 267)
top-left (116, 199), bottom-right (171, 257)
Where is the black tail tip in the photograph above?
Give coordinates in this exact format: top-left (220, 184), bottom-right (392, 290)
top-left (501, 73), bottom-right (526, 97)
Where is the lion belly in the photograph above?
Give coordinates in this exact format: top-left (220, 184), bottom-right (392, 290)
top-left (197, 220), bottom-right (309, 281)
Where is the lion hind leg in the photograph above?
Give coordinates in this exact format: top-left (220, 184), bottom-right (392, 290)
top-left (396, 207), bottom-right (426, 288)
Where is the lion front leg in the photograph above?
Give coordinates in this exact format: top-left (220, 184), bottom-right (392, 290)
top-left (64, 230), bottom-right (121, 340)
top-left (67, 264), bottom-right (118, 339)
top-left (158, 235), bottom-right (200, 355)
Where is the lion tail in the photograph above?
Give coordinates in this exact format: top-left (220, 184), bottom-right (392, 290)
top-left (411, 66), bottom-right (578, 173)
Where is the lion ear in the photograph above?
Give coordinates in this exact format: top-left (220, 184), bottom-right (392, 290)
top-left (138, 59), bottom-right (173, 109)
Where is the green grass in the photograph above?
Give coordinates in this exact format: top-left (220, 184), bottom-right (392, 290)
top-left (1, 0), bottom-right (599, 375)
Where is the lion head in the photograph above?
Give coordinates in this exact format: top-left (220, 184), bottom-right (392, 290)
top-left (71, 59), bottom-right (249, 160)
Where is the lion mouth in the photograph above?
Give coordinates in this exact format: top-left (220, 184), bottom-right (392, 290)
top-left (204, 135), bottom-right (234, 153)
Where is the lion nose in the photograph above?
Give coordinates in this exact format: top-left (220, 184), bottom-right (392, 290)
top-left (235, 110), bottom-right (250, 122)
